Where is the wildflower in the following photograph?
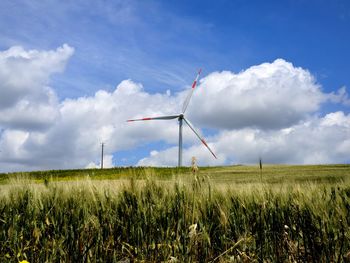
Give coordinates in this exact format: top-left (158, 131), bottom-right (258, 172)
top-left (19, 260), bottom-right (30, 263)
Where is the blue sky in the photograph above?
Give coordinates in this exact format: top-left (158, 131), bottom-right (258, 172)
top-left (2, 0), bottom-right (349, 96)
top-left (0, 0), bottom-right (349, 171)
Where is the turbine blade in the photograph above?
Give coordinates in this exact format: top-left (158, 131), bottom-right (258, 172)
top-left (127, 115), bottom-right (179, 122)
top-left (183, 117), bottom-right (217, 159)
top-left (182, 69), bottom-right (202, 113)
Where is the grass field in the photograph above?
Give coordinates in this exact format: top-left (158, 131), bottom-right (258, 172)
top-left (1, 164), bottom-right (350, 262)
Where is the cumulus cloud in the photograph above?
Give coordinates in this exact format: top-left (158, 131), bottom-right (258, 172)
top-left (187, 59), bottom-right (326, 129)
top-left (0, 77), bottom-right (186, 171)
top-left (0, 44), bottom-right (74, 130)
top-left (139, 112), bottom-right (350, 166)
top-left (0, 48), bottom-right (349, 172)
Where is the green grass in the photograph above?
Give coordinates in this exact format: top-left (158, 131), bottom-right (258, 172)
top-left (0, 167), bottom-right (193, 185)
top-left (1, 164), bottom-right (350, 262)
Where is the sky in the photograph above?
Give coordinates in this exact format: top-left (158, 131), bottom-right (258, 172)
top-left (0, 0), bottom-right (349, 172)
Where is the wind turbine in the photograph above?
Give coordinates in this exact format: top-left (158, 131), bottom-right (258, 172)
top-left (127, 69), bottom-right (217, 167)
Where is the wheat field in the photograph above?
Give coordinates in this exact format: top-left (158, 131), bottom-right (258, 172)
top-left (1, 165), bottom-right (350, 262)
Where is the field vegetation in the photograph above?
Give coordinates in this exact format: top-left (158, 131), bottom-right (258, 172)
top-left (1, 165), bottom-right (350, 262)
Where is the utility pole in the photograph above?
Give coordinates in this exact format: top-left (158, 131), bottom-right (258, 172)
top-left (101, 142), bottom-right (104, 169)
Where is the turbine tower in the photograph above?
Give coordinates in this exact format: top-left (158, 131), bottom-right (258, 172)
top-left (127, 69), bottom-right (217, 167)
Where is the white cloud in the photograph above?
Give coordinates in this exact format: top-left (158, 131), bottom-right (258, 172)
top-left (0, 93), bottom-right (58, 130)
top-left (137, 142), bottom-right (222, 167)
top-left (86, 154), bottom-right (114, 169)
top-left (321, 111), bottom-right (350, 127)
top-left (0, 44), bottom-right (73, 108)
top-left (187, 59), bottom-right (326, 129)
top-left (0, 44), bottom-right (74, 130)
top-left (0, 75), bottom-right (185, 171)
top-left (139, 112), bottom-right (350, 166)
top-left (0, 48), bottom-right (349, 172)
top-left (328, 86), bottom-right (350, 106)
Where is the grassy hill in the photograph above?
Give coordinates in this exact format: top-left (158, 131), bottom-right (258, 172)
top-left (1, 164), bottom-right (349, 184)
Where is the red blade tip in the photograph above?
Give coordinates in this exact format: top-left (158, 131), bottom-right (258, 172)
top-left (201, 139), bottom-right (217, 159)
